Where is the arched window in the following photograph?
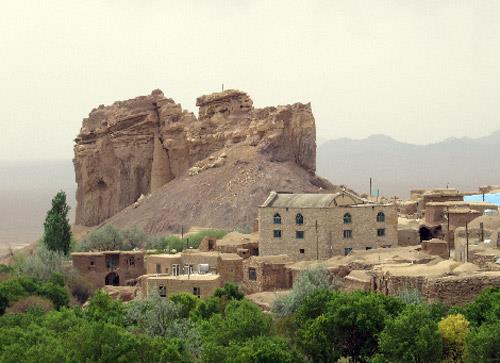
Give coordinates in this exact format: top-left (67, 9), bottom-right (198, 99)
top-left (343, 213), bottom-right (352, 224)
top-left (377, 212), bottom-right (385, 222)
top-left (273, 213), bottom-right (282, 224)
top-left (296, 213), bottom-right (304, 225)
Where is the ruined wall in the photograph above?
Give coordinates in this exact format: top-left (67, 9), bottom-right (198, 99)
top-left (74, 89), bottom-right (317, 226)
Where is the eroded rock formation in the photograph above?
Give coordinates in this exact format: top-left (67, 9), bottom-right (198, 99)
top-left (74, 89), bottom-right (323, 230)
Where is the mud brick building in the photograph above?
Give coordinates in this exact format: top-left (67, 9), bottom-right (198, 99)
top-left (258, 191), bottom-right (398, 260)
top-left (241, 255), bottom-right (293, 294)
top-left (140, 274), bottom-right (222, 299)
top-left (72, 251), bottom-right (145, 287)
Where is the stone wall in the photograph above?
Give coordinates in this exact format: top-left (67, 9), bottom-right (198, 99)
top-left (259, 202), bottom-right (397, 260)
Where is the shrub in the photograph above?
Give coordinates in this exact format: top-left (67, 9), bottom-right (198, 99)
top-left (12, 246), bottom-right (71, 282)
top-left (68, 276), bottom-right (95, 304)
top-left (214, 283), bottom-right (244, 301)
top-left (38, 282), bottom-right (69, 310)
top-left (378, 304), bottom-right (442, 363)
top-left (78, 225), bottom-right (161, 252)
top-left (439, 314), bottom-right (470, 362)
top-left (6, 295), bottom-right (54, 314)
top-left (0, 264), bottom-right (13, 274)
top-left (272, 265), bottom-right (339, 317)
top-left (463, 321), bottom-right (500, 363)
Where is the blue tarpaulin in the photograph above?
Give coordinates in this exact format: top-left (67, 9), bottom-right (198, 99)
top-left (464, 193), bottom-right (500, 206)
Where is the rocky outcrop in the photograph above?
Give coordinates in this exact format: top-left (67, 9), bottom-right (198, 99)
top-left (74, 89), bottom-right (321, 228)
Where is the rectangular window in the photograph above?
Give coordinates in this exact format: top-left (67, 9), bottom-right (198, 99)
top-left (128, 257), bottom-right (135, 266)
top-left (344, 247), bottom-right (352, 256)
top-left (172, 264), bottom-right (180, 276)
top-left (159, 285), bottom-right (167, 297)
top-left (365, 247), bottom-right (373, 250)
top-left (155, 263), bottom-right (161, 274)
top-left (343, 229), bottom-right (352, 239)
top-left (273, 230), bottom-right (282, 238)
top-left (248, 267), bottom-right (257, 281)
top-left (377, 228), bottom-right (386, 237)
top-left (193, 287), bottom-right (201, 298)
top-left (296, 230), bottom-right (304, 239)
top-left (184, 264), bottom-right (194, 275)
top-left (299, 248), bottom-right (305, 254)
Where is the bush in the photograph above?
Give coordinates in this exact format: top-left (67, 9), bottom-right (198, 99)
top-left (214, 283), bottom-right (244, 301)
top-left (378, 304), bottom-right (442, 363)
top-left (272, 265), bottom-right (339, 317)
top-left (463, 321), bottom-right (500, 363)
top-left (150, 229), bottom-right (228, 252)
top-left (6, 295), bottom-right (54, 314)
top-left (438, 314), bottom-right (470, 362)
top-left (12, 246), bottom-right (71, 282)
top-left (78, 225), bottom-right (152, 252)
top-left (68, 276), bottom-right (95, 304)
top-left (38, 282), bottom-right (69, 310)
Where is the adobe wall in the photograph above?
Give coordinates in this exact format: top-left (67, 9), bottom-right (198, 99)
top-left (398, 228), bottom-right (420, 246)
top-left (218, 257), bottom-right (243, 284)
top-left (421, 239), bottom-right (449, 259)
top-left (448, 210), bottom-right (482, 230)
top-left (72, 251), bottom-right (145, 288)
top-left (241, 258), bottom-right (292, 294)
top-left (422, 273), bottom-right (500, 305)
top-left (144, 276), bottom-right (222, 299)
top-left (146, 255), bottom-right (182, 274)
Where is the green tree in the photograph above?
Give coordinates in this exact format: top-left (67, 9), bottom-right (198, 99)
top-left (170, 293), bottom-right (200, 318)
top-left (463, 321), bottom-right (500, 363)
top-left (214, 283), bottom-right (244, 301)
top-left (378, 304), bottom-right (442, 363)
top-left (296, 291), bottom-right (401, 362)
top-left (460, 287), bottom-right (500, 327)
top-left (231, 336), bottom-right (304, 363)
top-left (43, 191), bottom-right (72, 255)
top-left (201, 299), bottom-right (272, 347)
top-left (438, 314), bottom-right (470, 362)
top-left (85, 290), bottom-right (126, 326)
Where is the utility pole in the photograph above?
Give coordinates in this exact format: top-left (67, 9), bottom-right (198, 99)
top-left (369, 177), bottom-right (372, 197)
top-left (315, 220), bottom-right (319, 260)
top-left (465, 221), bottom-right (469, 263)
top-left (447, 206), bottom-right (450, 258)
top-left (222, 83), bottom-right (224, 91)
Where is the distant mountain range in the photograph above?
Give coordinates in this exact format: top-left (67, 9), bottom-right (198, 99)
top-left (317, 130), bottom-right (500, 198)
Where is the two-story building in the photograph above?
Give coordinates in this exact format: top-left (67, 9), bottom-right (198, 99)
top-left (258, 191), bottom-right (398, 260)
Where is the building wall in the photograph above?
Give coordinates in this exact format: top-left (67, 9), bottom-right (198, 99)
top-left (144, 276), bottom-right (222, 299)
top-left (258, 204), bottom-right (397, 260)
top-left (218, 257), bottom-right (243, 284)
top-left (146, 255), bottom-right (182, 274)
top-left (72, 252), bottom-right (145, 288)
top-left (241, 257), bottom-right (292, 294)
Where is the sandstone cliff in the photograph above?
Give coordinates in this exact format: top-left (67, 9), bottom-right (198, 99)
top-left (74, 89), bottom-right (332, 233)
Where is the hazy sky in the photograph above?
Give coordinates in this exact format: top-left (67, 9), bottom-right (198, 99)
top-left (1, 1), bottom-right (499, 160)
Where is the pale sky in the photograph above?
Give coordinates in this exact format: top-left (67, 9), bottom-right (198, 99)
top-left (1, 1), bottom-right (499, 161)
